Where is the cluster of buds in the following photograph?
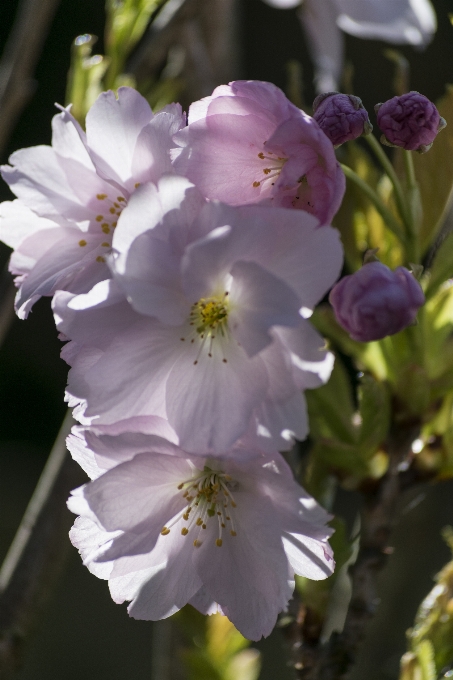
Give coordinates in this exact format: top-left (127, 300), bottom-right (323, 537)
top-left (314, 90), bottom-right (446, 154)
top-left (313, 90), bottom-right (444, 342)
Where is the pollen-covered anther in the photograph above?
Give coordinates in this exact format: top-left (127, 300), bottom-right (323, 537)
top-left (174, 467), bottom-right (239, 548)
top-left (78, 239), bottom-right (87, 247)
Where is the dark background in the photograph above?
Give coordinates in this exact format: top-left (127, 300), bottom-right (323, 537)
top-left (0, 1), bottom-right (452, 678)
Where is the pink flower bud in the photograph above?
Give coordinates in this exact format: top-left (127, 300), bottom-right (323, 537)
top-left (313, 92), bottom-right (373, 147)
top-left (375, 91), bottom-right (446, 153)
top-left (329, 262), bottom-right (425, 342)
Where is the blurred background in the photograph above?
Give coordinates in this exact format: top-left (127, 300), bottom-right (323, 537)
top-left (0, 1), bottom-right (452, 678)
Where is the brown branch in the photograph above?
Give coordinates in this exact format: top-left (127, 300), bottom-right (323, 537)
top-left (284, 422), bottom-right (421, 679)
top-left (0, 410), bottom-right (84, 679)
top-left (0, 0), bottom-right (61, 158)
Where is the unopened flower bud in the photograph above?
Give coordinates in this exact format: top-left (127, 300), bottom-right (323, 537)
top-left (375, 91), bottom-right (446, 153)
top-left (329, 262), bottom-right (425, 342)
top-left (313, 92), bottom-right (373, 147)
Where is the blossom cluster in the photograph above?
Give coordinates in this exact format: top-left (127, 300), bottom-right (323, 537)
top-left (0, 80), bottom-right (430, 638)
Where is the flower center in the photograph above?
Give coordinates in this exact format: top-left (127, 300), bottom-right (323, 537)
top-left (190, 295), bottom-right (229, 336)
top-left (252, 149), bottom-right (287, 189)
top-left (180, 293), bottom-right (230, 365)
top-left (161, 466), bottom-right (238, 548)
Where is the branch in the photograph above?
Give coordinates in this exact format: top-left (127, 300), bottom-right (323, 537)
top-left (284, 423), bottom-right (421, 679)
top-left (0, 0), bottom-right (61, 158)
top-left (0, 410), bottom-right (84, 678)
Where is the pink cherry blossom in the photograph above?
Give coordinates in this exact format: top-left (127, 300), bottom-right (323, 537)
top-left (54, 176), bottom-right (342, 454)
top-left (0, 87), bottom-right (184, 317)
top-left (171, 80), bottom-right (345, 226)
top-left (67, 428), bottom-right (334, 640)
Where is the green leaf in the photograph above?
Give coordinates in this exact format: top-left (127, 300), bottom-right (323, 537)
top-left (357, 374), bottom-right (390, 452)
top-left (414, 640), bottom-right (437, 680)
top-left (336, 143), bottom-right (404, 268)
top-left (425, 232), bottom-right (453, 300)
top-left (310, 440), bottom-right (369, 475)
top-left (104, 0), bottom-right (165, 89)
top-left (422, 285), bottom-right (453, 384)
top-left (176, 609), bottom-right (260, 680)
top-left (407, 543), bottom-right (453, 674)
top-left (66, 35), bottom-right (110, 122)
top-left (224, 650), bottom-right (261, 680)
top-left (409, 86), bottom-right (453, 254)
top-left (306, 356), bottom-right (357, 445)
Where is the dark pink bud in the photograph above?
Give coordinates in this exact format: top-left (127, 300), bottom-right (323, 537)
top-left (313, 92), bottom-right (373, 147)
top-left (329, 262), bottom-right (424, 342)
top-left (375, 91), bottom-right (446, 153)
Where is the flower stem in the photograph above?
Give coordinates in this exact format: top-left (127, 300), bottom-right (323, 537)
top-left (340, 163), bottom-right (406, 244)
top-left (403, 150), bottom-right (422, 263)
top-left (365, 134), bottom-right (409, 229)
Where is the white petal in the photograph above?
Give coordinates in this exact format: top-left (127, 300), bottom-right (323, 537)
top-left (83, 452), bottom-right (190, 533)
top-left (128, 529), bottom-right (202, 620)
top-left (336, 0), bottom-right (436, 46)
top-left (166, 335), bottom-right (268, 454)
top-left (261, 0), bottom-right (300, 7)
top-left (69, 516), bottom-right (118, 579)
top-left (193, 490), bottom-right (292, 640)
top-left (229, 260), bottom-right (301, 356)
top-left (85, 87), bottom-right (153, 192)
top-left (283, 532), bottom-right (334, 580)
top-left (0, 199), bottom-right (60, 250)
top-left (298, 0), bottom-right (344, 93)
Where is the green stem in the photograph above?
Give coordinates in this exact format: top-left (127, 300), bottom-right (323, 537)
top-left (403, 149), bottom-right (417, 190)
top-left (365, 134), bottom-right (410, 230)
top-left (340, 164), bottom-right (406, 244)
top-left (403, 150), bottom-right (421, 263)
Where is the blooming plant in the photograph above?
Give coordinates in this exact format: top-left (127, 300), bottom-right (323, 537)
top-left (1, 2), bottom-right (453, 679)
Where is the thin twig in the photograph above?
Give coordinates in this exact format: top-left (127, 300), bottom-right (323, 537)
top-left (0, 410), bottom-right (83, 678)
top-left (0, 0), bottom-right (61, 158)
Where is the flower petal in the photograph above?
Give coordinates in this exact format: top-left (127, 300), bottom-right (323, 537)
top-left (85, 87), bottom-right (153, 192)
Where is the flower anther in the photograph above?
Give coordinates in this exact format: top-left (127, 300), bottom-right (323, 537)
top-left (161, 466), bottom-right (238, 548)
top-left (181, 292), bottom-right (230, 364)
top-left (87, 192), bottom-right (128, 257)
top-left (253, 151), bottom-right (287, 188)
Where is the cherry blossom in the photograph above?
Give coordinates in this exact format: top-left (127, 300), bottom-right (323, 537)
top-left (54, 176), bottom-right (342, 454)
top-left (171, 80), bottom-right (345, 226)
top-left (67, 429), bottom-right (334, 640)
top-left (0, 87), bottom-right (184, 317)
